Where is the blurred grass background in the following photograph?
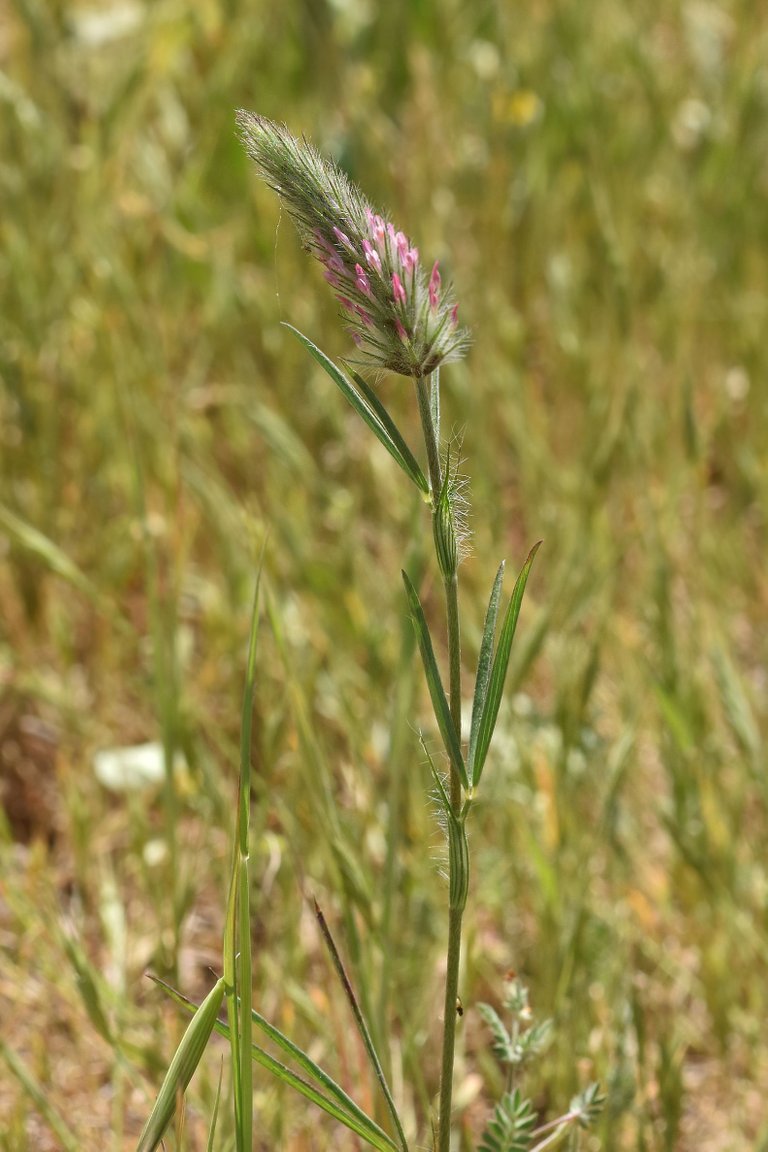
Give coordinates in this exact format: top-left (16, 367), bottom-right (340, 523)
top-left (1, 0), bottom-right (767, 1148)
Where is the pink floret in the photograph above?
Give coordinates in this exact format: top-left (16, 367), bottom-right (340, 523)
top-left (392, 273), bottom-right (406, 304)
top-left (429, 261), bottom-right (441, 311)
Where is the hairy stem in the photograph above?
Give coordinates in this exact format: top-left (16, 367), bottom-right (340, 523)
top-left (416, 374), bottom-right (464, 1152)
top-left (416, 376), bottom-right (443, 498)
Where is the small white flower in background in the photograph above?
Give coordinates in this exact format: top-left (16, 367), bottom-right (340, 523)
top-left (93, 741), bottom-right (181, 792)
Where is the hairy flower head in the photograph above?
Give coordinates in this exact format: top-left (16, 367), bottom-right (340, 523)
top-left (236, 112), bottom-right (470, 378)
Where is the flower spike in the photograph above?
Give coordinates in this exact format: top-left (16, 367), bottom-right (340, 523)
top-left (237, 111), bottom-right (470, 377)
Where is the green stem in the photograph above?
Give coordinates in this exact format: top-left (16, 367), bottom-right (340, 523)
top-left (436, 574), bottom-right (464, 1152)
top-left (416, 377), bottom-right (443, 498)
top-left (444, 575), bottom-right (461, 807)
top-left (415, 374), bottom-right (465, 1152)
top-left (438, 902), bottom-right (463, 1151)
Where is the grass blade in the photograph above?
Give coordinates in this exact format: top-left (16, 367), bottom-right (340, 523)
top-left (136, 976), bottom-right (226, 1152)
top-left (205, 1060), bottom-right (225, 1152)
top-left (471, 543), bottom-right (541, 788)
top-left (468, 561), bottom-right (505, 785)
top-left (347, 366), bottom-right (430, 496)
top-left (402, 570), bottom-right (468, 791)
top-left (152, 978), bottom-right (400, 1152)
top-left (285, 324), bottom-right (429, 494)
top-left (233, 565), bottom-right (262, 1149)
top-left (314, 899), bottom-right (409, 1152)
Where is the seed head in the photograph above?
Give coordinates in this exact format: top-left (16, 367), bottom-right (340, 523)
top-left (236, 111), bottom-right (470, 378)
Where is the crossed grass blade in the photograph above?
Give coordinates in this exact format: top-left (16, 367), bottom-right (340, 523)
top-left (314, 899), bottom-right (409, 1152)
top-left (285, 324), bottom-right (429, 494)
top-left (135, 976), bottom-right (226, 1152)
top-left (152, 978), bottom-right (400, 1152)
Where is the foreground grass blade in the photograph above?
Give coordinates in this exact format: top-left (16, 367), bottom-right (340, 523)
top-left (468, 561), bottom-right (505, 785)
top-left (136, 976), bottom-right (226, 1152)
top-left (285, 324), bottom-right (429, 494)
top-left (206, 1060), bottom-right (225, 1152)
top-left (314, 899), bottom-right (409, 1152)
top-left (402, 570), bottom-right (468, 790)
top-left (153, 979), bottom-right (400, 1152)
top-left (471, 544), bottom-right (541, 788)
top-left (225, 565), bottom-right (262, 1151)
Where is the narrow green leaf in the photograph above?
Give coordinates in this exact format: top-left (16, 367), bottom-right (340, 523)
top-left (402, 570), bottom-right (468, 791)
top-left (248, 1004), bottom-right (396, 1149)
top-left (225, 559), bottom-right (262, 1150)
top-left (472, 544), bottom-right (541, 788)
top-left (153, 979), bottom-right (399, 1152)
top-left (347, 367), bottom-right (429, 494)
top-left (224, 849), bottom-right (242, 1127)
top-left (236, 857), bottom-right (254, 1151)
top-left (419, 733), bottom-right (452, 819)
top-left (234, 565), bottom-right (262, 1150)
top-left (136, 976), bottom-right (225, 1152)
top-left (205, 1061), bottom-right (225, 1152)
top-left (284, 325), bottom-right (429, 493)
top-left (239, 558), bottom-right (263, 848)
top-left (244, 1042), bottom-right (397, 1152)
top-left (468, 562), bottom-right (505, 784)
top-left (314, 901), bottom-right (409, 1152)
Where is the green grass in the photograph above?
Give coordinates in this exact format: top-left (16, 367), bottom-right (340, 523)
top-left (1, 0), bottom-right (767, 1149)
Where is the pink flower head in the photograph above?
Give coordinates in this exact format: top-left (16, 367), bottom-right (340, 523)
top-left (354, 263), bottom-right (372, 297)
top-left (429, 261), bottom-right (441, 311)
top-left (402, 246), bottom-right (419, 273)
top-left (237, 112), bottom-right (471, 377)
top-left (362, 239), bottom-right (382, 274)
top-left (333, 226), bottom-right (355, 252)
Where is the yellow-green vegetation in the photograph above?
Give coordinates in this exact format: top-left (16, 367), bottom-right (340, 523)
top-left (1, 1), bottom-right (767, 1149)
